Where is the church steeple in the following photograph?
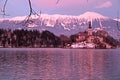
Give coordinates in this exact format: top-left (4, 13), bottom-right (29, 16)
top-left (88, 21), bottom-right (92, 36)
top-left (88, 21), bottom-right (92, 29)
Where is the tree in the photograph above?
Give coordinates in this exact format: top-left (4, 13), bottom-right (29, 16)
top-left (41, 30), bottom-right (61, 47)
top-left (70, 34), bottom-right (77, 43)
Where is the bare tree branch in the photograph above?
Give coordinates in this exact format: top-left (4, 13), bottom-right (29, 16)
top-left (1, 0), bottom-right (9, 16)
top-left (56, 0), bottom-right (60, 4)
top-left (0, 0), bottom-right (40, 27)
top-left (22, 0), bottom-right (40, 27)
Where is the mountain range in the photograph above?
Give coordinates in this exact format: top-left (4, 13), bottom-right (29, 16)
top-left (0, 12), bottom-right (120, 39)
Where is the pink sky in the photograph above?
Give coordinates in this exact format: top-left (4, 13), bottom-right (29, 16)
top-left (33, 0), bottom-right (97, 9)
top-left (0, 0), bottom-right (120, 18)
top-left (96, 1), bottom-right (112, 8)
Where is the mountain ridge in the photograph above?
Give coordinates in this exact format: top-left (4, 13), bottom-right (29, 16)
top-left (0, 11), bottom-right (120, 39)
top-left (0, 12), bottom-right (110, 21)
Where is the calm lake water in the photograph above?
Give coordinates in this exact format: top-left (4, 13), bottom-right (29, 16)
top-left (0, 48), bottom-right (120, 80)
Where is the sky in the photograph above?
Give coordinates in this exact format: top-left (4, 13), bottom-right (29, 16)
top-left (0, 0), bottom-right (120, 18)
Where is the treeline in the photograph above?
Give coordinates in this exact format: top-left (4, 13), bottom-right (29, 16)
top-left (0, 29), bottom-right (119, 48)
top-left (0, 29), bottom-right (63, 48)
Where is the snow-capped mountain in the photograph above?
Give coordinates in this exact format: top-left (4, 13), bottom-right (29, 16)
top-left (114, 18), bottom-right (120, 22)
top-left (0, 12), bottom-right (120, 39)
top-left (78, 12), bottom-right (109, 20)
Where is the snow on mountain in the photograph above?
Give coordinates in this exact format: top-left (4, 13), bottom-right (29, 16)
top-left (114, 18), bottom-right (120, 22)
top-left (0, 11), bottom-right (120, 39)
top-left (79, 12), bottom-right (109, 20)
top-left (10, 16), bottom-right (26, 21)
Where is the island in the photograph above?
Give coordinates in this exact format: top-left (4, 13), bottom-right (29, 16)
top-left (0, 21), bottom-right (119, 48)
top-left (67, 21), bottom-right (120, 49)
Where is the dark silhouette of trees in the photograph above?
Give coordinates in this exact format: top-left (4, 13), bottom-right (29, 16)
top-left (70, 34), bottom-right (77, 43)
top-left (104, 36), bottom-right (120, 48)
top-left (41, 30), bottom-right (61, 47)
top-left (0, 28), bottom-right (119, 48)
top-left (0, 29), bottom-right (61, 48)
top-left (59, 34), bottom-right (70, 47)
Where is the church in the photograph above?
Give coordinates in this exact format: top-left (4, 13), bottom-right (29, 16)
top-left (75, 20), bottom-right (112, 48)
top-left (76, 21), bottom-right (95, 43)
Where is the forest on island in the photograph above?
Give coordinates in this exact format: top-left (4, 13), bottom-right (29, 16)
top-left (0, 29), bottom-right (119, 48)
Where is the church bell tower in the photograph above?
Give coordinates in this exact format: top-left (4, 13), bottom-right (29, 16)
top-left (88, 21), bottom-right (92, 36)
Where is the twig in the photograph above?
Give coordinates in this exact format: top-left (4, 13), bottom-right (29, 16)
top-left (1, 0), bottom-right (9, 16)
top-left (56, 0), bottom-right (60, 4)
top-left (22, 0), bottom-right (40, 27)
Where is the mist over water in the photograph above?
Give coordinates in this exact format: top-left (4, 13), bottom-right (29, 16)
top-left (0, 48), bottom-right (120, 80)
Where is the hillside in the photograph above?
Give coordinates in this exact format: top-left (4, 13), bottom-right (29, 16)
top-left (0, 12), bottom-right (120, 39)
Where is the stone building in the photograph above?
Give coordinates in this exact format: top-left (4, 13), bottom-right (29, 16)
top-left (76, 32), bottom-right (87, 42)
top-left (87, 21), bottom-right (95, 43)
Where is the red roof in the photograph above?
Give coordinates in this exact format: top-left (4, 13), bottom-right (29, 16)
top-left (78, 32), bottom-right (87, 36)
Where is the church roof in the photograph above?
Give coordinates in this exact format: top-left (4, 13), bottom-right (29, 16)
top-left (78, 32), bottom-right (87, 36)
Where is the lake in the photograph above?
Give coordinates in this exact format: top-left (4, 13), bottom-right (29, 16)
top-left (0, 48), bottom-right (120, 80)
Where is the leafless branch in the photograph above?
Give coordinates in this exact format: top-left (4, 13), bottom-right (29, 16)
top-left (56, 0), bottom-right (60, 4)
top-left (22, 0), bottom-right (40, 27)
top-left (0, 0), bottom-right (40, 27)
top-left (1, 0), bottom-right (9, 16)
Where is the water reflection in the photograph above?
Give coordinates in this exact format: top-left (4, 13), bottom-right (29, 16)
top-left (0, 48), bottom-right (120, 80)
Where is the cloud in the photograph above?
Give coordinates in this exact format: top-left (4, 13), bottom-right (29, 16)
top-left (96, 1), bottom-right (112, 8)
top-left (32, 0), bottom-right (96, 9)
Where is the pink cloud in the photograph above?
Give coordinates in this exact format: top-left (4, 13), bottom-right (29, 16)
top-left (96, 1), bottom-right (112, 8)
top-left (32, 0), bottom-right (96, 9)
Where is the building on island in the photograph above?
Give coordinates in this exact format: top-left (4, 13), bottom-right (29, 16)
top-left (72, 20), bottom-right (113, 49)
